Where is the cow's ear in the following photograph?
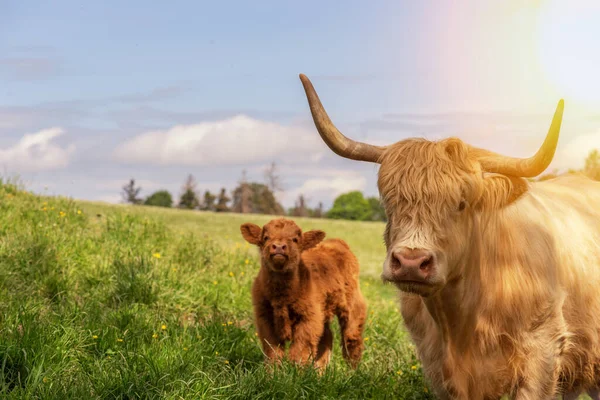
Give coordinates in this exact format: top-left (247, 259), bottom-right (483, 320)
top-left (474, 175), bottom-right (529, 211)
top-left (240, 223), bottom-right (262, 245)
top-left (302, 230), bottom-right (326, 251)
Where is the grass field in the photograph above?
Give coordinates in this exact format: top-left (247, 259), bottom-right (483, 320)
top-left (0, 181), bottom-right (435, 399)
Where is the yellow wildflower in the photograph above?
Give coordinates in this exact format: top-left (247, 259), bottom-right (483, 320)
top-left (172, 268), bottom-right (177, 272)
top-left (183, 347), bottom-right (188, 351)
top-left (244, 259), bottom-right (249, 264)
top-left (152, 333), bottom-right (158, 339)
top-left (224, 360), bottom-right (229, 364)
top-left (117, 338), bottom-right (123, 342)
top-left (161, 324), bottom-right (167, 330)
top-left (365, 282), bottom-right (370, 287)
top-left (77, 210), bottom-right (82, 215)
top-left (43, 377), bottom-right (49, 383)
top-left (411, 365), bottom-right (417, 370)
top-left (240, 271), bottom-right (245, 276)
top-left (59, 211), bottom-right (66, 217)
top-left (222, 323), bottom-right (226, 327)
top-left (228, 271), bottom-right (234, 277)
top-left (92, 335), bottom-right (98, 340)
top-left (213, 280), bottom-right (218, 285)
top-left (364, 337), bottom-right (369, 341)
top-left (215, 351), bottom-right (219, 355)
top-left (152, 253), bottom-right (161, 259)
top-left (227, 321), bottom-right (233, 325)
top-left (42, 207), bottom-right (47, 211)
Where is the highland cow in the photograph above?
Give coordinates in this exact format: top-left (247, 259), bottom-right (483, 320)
top-left (298, 72), bottom-right (600, 399)
top-left (240, 218), bottom-right (367, 370)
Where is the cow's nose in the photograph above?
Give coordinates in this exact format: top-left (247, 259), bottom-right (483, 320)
top-left (271, 243), bottom-right (287, 255)
top-left (391, 248), bottom-right (435, 279)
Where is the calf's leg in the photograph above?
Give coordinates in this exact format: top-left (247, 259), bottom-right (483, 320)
top-left (338, 296), bottom-right (367, 369)
top-left (254, 301), bottom-right (285, 364)
top-left (314, 322), bottom-right (333, 371)
top-left (288, 309), bottom-right (324, 366)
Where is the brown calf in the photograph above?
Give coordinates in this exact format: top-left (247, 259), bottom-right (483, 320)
top-left (240, 217), bottom-right (367, 370)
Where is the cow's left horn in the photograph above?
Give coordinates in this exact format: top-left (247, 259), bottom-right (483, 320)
top-left (473, 99), bottom-right (564, 177)
top-left (299, 73), bottom-right (386, 164)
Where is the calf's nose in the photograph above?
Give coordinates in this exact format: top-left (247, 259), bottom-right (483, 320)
top-left (271, 243), bottom-right (287, 255)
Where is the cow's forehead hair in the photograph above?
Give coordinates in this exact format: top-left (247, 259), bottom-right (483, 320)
top-left (378, 137), bottom-right (479, 211)
top-left (377, 137), bottom-right (483, 243)
top-left (262, 218), bottom-right (302, 238)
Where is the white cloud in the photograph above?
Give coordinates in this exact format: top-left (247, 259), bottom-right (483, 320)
top-left (113, 115), bottom-right (326, 167)
top-left (0, 128), bottom-right (75, 172)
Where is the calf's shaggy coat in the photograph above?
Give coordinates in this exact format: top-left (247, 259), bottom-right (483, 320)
top-left (240, 218), bottom-right (367, 369)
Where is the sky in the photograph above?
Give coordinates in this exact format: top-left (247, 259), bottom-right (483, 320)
top-left (1, 0), bottom-right (600, 210)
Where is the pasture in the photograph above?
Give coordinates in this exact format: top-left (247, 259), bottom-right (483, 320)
top-left (0, 181), bottom-right (434, 399)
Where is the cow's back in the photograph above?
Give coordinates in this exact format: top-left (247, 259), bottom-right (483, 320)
top-left (302, 238), bottom-right (360, 286)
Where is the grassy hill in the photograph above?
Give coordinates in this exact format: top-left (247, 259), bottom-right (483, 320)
top-left (0, 182), bottom-right (433, 399)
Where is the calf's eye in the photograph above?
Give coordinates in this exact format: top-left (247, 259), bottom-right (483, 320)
top-left (292, 238), bottom-right (298, 243)
top-left (263, 236), bottom-right (270, 241)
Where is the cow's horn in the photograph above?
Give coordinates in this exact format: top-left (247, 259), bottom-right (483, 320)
top-left (473, 99), bottom-right (564, 177)
top-left (299, 73), bottom-right (386, 163)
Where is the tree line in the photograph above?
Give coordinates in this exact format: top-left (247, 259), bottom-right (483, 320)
top-left (121, 149), bottom-right (600, 222)
top-left (120, 162), bottom-right (387, 222)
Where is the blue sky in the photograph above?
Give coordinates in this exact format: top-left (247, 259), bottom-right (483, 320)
top-left (1, 0), bottom-right (600, 209)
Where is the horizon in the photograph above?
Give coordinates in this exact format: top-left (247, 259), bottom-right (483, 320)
top-left (2, 0), bottom-right (600, 209)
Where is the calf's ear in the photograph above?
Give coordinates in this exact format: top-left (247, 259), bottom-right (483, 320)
top-left (302, 230), bottom-right (326, 250)
top-left (240, 223), bottom-right (262, 245)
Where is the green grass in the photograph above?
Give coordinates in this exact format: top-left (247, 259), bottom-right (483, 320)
top-left (0, 182), bottom-right (434, 399)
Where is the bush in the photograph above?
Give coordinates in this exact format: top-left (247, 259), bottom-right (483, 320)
top-left (144, 190), bottom-right (173, 208)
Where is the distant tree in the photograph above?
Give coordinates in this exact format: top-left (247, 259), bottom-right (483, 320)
top-left (200, 190), bottom-right (216, 211)
top-left (121, 178), bottom-right (142, 205)
top-left (367, 196), bottom-right (387, 221)
top-left (312, 202), bottom-right (324, 219)
top-left (232, 181), bottom-right (284, 215)
top-left (233, 170), bottom-right (253, 213)
top-left (215, 188), bottom-right (231, 212)
top-left (327, 191), bottom-right (371, 221)
top-left (291, 194), bottom-right (309, 217)
top-left (178, 174), bottom-right (200, 209)
top-left (584, 149), bottom-right (600, 181)
top-left (264, 162), bottom-right (284, 197)
top-left (144, 190), bottom-right (173, 208)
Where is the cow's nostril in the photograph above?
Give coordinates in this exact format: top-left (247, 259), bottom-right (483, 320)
top-left (420, 256), bottom-right (433, 270)
top-left (282, 244), bottom-right (287, 250)
top-left (272, 244), bottom-right (277, 250)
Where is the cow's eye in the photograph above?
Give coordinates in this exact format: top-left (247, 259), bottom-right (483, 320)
top-left (292, 238), bottom-right (298, 243)
top-left (263, 236), bottom-right (270, 241)
top-left (458, 200), bottom-right (467, 212)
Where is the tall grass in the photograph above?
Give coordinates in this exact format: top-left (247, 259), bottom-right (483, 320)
top-left (0, 182), bottom-right (434, 399)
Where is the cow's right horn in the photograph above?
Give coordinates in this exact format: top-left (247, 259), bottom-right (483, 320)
top-left (299, 73), bottom-right (386, 164)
